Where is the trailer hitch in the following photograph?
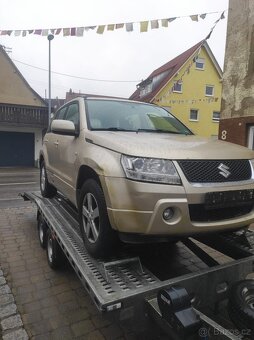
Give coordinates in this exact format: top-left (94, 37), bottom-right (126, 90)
top-left (157, 285), bottom-right (201, 338)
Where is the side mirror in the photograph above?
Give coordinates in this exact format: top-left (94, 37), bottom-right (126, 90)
top-left (51, 120), bottom-right (77, 136)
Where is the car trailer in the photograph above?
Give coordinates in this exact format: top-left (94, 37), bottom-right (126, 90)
top-left (23, 192), bottom-right (254, 339)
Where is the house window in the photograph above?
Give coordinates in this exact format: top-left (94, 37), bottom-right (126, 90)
top-left (173, 81), bottom-right (182, 93)
top-left (212, 111), bottom-right (220, 121)
top-left (189, 109), bottom-right (199, 121)
top-left (196, 58), bottom-right (205, 70)
top-left (205, 85), bottom-right (214, 96)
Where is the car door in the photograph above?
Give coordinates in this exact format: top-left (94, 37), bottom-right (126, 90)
top-left (44, 106), bottom-right (67, 180)
top-left (56, 102), bottom-right (80, 203)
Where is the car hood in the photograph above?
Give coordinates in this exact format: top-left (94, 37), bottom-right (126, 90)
top-left (86, 131), bottom-right (254, 160)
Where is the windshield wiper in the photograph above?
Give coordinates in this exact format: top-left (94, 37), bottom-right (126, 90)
top-left (136, 128), bottom-right (183, 134)
top-left (92, 127), bottom-right (132, 131)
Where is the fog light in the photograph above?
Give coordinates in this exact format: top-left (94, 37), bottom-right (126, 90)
top-left (163, 208), bottom-right (174, 221)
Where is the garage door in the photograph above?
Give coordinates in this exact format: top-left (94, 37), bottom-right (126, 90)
top-left (0, 131), bottom-right (34, 167)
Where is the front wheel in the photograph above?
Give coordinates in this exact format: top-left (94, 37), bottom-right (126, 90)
top-left (40, 161), bottom-right (57, 198)
top-left (79, 179), bottom-right (119, 258)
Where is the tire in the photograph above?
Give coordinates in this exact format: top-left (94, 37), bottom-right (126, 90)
top-left (37, 214), bottom-right (48, 249)
top-left (40, 160), bottom-right (57, 198)
top-left (46, 229), bottom-right (64, 269)
top-left (228, 280), bottom-right (254, 334)
top-left (79, 179), bottom-right (119, 258)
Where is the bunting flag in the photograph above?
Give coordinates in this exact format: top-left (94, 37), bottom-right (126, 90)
top-left (0, 10), bottom-right (226, 37)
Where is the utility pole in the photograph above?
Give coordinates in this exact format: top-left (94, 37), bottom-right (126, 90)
top-left (47, 34), bottom-right (54, 127)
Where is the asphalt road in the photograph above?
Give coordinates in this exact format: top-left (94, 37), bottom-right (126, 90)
top-left (0, 167), bottom-right (40, 208)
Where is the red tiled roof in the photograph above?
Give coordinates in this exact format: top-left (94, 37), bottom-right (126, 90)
top-left (130, 40), bottom-right (205, 102)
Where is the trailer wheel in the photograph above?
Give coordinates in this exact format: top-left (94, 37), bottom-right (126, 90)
top-left (40, 160), bottom-right (57, 198)
top-left (46, 229), bottom-right (64, 269)
top-left (79, 179), bottom-right (118, 258)
top-left (37, 215), bottom-right (48, 249)
top-left (228, 280), bottom-right (254, 334)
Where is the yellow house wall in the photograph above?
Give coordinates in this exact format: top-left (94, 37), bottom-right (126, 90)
top-left (0, 49), bottom-right (45, 107)
top-left (153, 47), bottom-right (222, 138)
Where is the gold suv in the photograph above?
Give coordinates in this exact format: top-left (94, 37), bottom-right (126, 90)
top-left (40, 96), bottom-right (254, 257)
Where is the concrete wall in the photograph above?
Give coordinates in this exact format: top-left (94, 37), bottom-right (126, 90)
top-left (222, 0), bottom-right (254, 119)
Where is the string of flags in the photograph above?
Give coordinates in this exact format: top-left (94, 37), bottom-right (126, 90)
top-left (0, 10), bottom-right (225, 37)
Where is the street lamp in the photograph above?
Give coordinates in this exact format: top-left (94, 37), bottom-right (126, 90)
top-left (48, 34), bottom-right (54, 127)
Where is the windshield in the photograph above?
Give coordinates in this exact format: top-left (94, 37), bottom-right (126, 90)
top-left (86, 99), bottom-right (193, 135)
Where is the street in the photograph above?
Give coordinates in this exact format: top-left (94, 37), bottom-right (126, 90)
top-left (0, 168), bottom-right (40, 208)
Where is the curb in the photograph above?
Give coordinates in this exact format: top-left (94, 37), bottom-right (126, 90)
top-left (0, 268), bottom-right (29, 340)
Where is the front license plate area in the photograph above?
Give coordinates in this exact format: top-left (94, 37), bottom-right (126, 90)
top-left (205, 189), bottom-right (254, 210)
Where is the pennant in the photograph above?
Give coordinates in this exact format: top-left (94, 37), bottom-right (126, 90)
top-left (28, 30), bottom-right (34, 34)
top-left (161, 19), bottom-right (168, 27)
top-left (96, 25), bottom-right (105, 34)
top-left (0, 30), bottom-right (11, 36)
top-left (50, 29), bottom-right (55, 34)
top-left (70, 27), bottom-right (76, 36)
top-left (126, 23), bottom-right (133, 32)
top-left (34, 29), bottom-right (42, 35)
top-left (200, 13), bottom-right (206, 19)
top-left (151, 20), bottom-right (159, 29)
top-left (55, 28), bottom-right (61, 35)
top-left (63, 28), bottom-right (70, 36)
top-left (42, 29), bottom-right (49, 36)
top-left (76, 27), bottom-right (84, 37)
top-left (107, 24), bottom-right (114, 31)
top-left (168, 17), bottom-right (176, 22)
top-left (205, 28), bottom-right (214, 40)
top-left (116, 23), bottom-right (124, 29)
top-left (22, 30), bottom-right (27, 37)
top-left (14, 30), bottom-right (21, 36)
top-left (85, 26), bottom-right (96, 31)
top-left (140, 21), bottom-right (149, 32)
top-left (190, 15), bottom-right (198, 22)
top-left (221, 11), bottom-right (225, 19)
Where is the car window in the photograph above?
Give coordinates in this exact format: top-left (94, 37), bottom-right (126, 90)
top-left (55, 106), bottom-right (67, 120)
top-left (65, 103), bottom-right (80, 128)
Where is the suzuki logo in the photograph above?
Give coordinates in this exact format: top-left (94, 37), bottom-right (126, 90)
top-left (218, 163), bottom-right (231, 178)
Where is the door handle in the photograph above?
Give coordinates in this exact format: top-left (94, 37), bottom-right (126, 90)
top-left (54, 141), bottom-right (59, 146)
top-left (44, 139), bottom-right (49, 143)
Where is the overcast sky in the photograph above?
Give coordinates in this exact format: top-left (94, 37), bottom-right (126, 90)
top-left (0, 0), bottom-right (228, 100)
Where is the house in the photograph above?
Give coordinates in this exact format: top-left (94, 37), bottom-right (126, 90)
top-left (219, 0), bottom-right (254, 149)
top-left (130, 40), bottom-right (223, 138)
top-left (0, 45), bottom-right (48, 167)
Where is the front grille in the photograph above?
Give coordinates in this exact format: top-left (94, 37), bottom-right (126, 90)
top-left (189, 203), bottom-right (253, 222)
top-left (178, 160), bottom-right (251, 183)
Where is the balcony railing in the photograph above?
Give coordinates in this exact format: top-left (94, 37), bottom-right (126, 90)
top-left (0, 103), bottom-right (48, 127)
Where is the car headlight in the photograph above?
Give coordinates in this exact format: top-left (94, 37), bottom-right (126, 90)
top-left (121, 155), bottom-right (181, 185)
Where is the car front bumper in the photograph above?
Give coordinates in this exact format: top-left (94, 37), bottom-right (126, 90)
top-left (102, 176), bottom-right (254, 236)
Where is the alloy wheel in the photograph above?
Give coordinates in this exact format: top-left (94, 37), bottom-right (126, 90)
top-left (82, 193), bottom-right (100, 243)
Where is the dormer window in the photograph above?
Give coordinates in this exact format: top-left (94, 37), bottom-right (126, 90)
top-left (140, 82), bottom-right (152, 97)
top-left (196, 58), bottom-right (205, 70)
